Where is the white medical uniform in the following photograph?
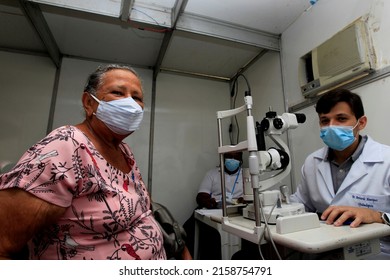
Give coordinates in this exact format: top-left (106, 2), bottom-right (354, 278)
top-left (198, 167), bottom-right (243, 202)
top-left (290, 135), bottom-right (390, 257)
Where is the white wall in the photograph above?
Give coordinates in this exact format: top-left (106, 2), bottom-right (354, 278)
top-left (152, 72), bottom-right (230, 223)
top-left (0, 51), bottom-right (56, 164)
top-left (281, 0), bottom-right (390, 189)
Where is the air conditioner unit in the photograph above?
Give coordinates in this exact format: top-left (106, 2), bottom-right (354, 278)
top-left (299, 17), bottom-right (375, 98)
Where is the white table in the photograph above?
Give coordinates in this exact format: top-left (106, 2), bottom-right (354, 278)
top-left (195, 209), bottom-right (390, 259)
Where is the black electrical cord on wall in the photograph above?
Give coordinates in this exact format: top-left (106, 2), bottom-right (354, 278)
top-left (229, 73), bottom-right (251, 145)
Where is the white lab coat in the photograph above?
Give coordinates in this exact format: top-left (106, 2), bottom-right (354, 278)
top-left (290, 135), bottom-right (390, 256)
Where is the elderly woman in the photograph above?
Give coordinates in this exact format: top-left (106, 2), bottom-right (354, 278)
top-left (0, 64), bottom-right (167, 260)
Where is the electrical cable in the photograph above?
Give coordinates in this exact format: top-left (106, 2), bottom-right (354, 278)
top-left (232, 84), bottom-right (240, 144)
top-left (257, 197), bottom-right (282, 260)
top-left (229, 81), bottom-right (238, 144)
top-left (232, 73), bottom-right (251, 95)
top-left (229, 73), bottom-right (251, 144)
top-left (129, 8), bottom-right (172, 33)
top-left (234, 115), bottom-right (240, 145)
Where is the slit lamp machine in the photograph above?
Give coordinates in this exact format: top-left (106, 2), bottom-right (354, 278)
top-left (217, 91), bottom-right (306, 243)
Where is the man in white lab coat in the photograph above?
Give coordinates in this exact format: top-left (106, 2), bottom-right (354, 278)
top-left (290, 88), bottom-right (390, 259)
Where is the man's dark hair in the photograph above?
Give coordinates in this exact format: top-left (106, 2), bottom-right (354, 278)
top-left (315, 88), bottom-right (365, 118)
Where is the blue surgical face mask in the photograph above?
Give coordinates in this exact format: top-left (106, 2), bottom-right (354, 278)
top-left (225, 158), bottom-right (240, 172)
top-left (320, 120), bottom-right (359, 151)
top-left (90, 94), bottom-right (144, 135)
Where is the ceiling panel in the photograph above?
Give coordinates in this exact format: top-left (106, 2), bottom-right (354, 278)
top-left (136, 0), bottom-right (177, 9)
top-left (185, 0), bottom-right (312, 34)
top-left (43, 11), bottom-right (164, 67)
top-left (0, 1), bottom-right (46, 53)
top-left (0, 0), bottom-right (313, 79)
top-left (162, 30), bottom-right (263, 79)
top-left (25, 0), bottom-right (122, 17)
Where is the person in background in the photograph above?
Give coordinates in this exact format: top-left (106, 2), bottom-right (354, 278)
top-left (0, 64), bottom-right (187, 260)
top-left (196, 151), bottom-right (244, 209)
top-left (183, 151), bottom-right (244, 259)
top-left (290, 88), bottom-right (390, 259)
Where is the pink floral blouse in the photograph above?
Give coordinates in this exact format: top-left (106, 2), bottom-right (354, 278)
top-left (0, 125), bottom-right (166, 260)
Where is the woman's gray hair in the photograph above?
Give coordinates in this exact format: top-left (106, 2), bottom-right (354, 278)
top-left (84, 64), bottom-right (142, 95)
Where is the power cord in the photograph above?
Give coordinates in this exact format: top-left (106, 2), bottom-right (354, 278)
top-left (257, 197), bottom-right (282, 260)
top-left (229, 73), bottom-right (251, 145)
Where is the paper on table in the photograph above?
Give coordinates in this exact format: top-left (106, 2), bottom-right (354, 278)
top-left (196, 209), bottom-right (222, 216)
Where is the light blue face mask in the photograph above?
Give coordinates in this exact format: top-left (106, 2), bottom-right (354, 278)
top-left (320, 121), bottom-right (359, 151)
top-left (225, 158), bottom-right (241, 172)
top-left (90, 94), bottom-right (144, 135)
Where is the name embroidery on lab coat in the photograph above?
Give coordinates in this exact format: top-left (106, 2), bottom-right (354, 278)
top-left (351, 193), bottom-right (388, 209)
